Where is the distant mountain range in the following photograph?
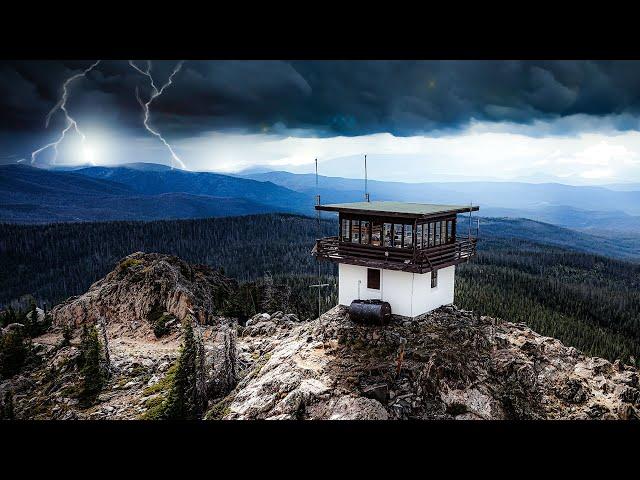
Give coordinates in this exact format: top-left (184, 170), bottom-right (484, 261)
top-left (0, 164), bottom-right (310, 223)
top-left (2, 163), bottom-right (640, 238)
top-left (242, 170), bottom-right (640, 233)
top-left (242, 170), bottom-right (640, 214)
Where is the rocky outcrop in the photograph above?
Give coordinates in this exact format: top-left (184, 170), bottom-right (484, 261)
top-left (49, 252), bottom-right (236, 336)
top-left (4, 254), bottom-right (639, 420)
top-left (221, 306), bottom-right (640, 420)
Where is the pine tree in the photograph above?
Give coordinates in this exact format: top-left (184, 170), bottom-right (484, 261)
top-left (79, 324), bottom-right (104, 404)
top-left (161, 321), bottom-right (204, 420)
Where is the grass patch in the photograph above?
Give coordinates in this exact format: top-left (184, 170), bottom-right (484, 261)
top-left (139, 362), bottom-right (178, 420)
top-left (119, 258), bottom-right (143, 271)
top-left (142, 363), bottom-right (177, 397)
top-left (204, 399), bottom-right (232, 420)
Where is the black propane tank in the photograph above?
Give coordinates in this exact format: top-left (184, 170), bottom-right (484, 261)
top-left (349, 299), bottom-right (392, 325)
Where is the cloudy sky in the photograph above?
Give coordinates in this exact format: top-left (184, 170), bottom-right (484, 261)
top-left (2, 60), bottom-right (640, 184)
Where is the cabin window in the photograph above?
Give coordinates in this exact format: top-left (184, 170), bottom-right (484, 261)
top-left (447, 220), bottom-right (453, 243)
top-left (434, 221), bottom-right (441, 245)
top-left (367, 268), bottom-right (381, 290)
top-left (431, 269), bottom-right (438, 288)
top-left (361, 220), bottom-right (370, 244)
top-left (352, 220), bottom-right (361, 243)
top-left (341, 218), bottom-right (350, 242)
top-left (394, 224), bottom-right (403, 248)
top-left (383, 223), bottom-right (393, 247)
top-left (403, 224), bottom-right (412, 248)
top-left (416, 224), bottom-right (423, 249)
top-left (441, 221), bottom-right (447, 244)
top-left (371, 221), bottom-right (382, 246)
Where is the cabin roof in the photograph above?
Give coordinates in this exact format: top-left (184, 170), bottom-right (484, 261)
top-left (315, 201), bottom-right (479, 219)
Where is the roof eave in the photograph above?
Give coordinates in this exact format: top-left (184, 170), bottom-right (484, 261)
top-left (315, 204), bottom-right (480, 219)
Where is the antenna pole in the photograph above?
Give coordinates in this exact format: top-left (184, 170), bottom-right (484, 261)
top-left (315, 158), bottom-right (321, 233)
top-left (310, 158), bottom-right (330, 341)
top-left (364, 154), bottom-right (370, 202)
top-left (468, 201), bottom-right (472, 239)
top-left (316, 158), bottom-right (324, 322)
top-left (316, 159), bottom-right (321, 319)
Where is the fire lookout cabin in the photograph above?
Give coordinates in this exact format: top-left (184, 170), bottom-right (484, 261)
top-left (312, 201), bottom-right (479, 318)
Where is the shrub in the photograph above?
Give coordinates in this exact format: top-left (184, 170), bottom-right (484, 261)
top-left (0, 390), bottom-right (15, 420)
top-left (61, 324), bottom-right (73, 346)
top-left (152, 314), bottom-right (174, 338)
top-left (0, 327), bottom-right (28, 378)
top-left (118, 258), bottom-right (143, 272)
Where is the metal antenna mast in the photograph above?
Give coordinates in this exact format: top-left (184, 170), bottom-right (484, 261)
top-left (364, 154), bottom-right (370, 202)
top-left (468, 201), bottom-right (473, 239)
top-left (310, 158), bottom-right (329, 328)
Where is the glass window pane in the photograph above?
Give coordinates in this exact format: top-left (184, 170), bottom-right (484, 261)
top-left (352, 220), bottom-right (361, 243)
top-left (403, 224), bottom-right (413, 248)
top-left (416, 224), bottom-right (423, 249)
top-left (394, 224), bottom-right (403, 248)
top-left (434, 221), bottom-right (440, 245)
top-left (383, 223), bottom-right (392, 247)
top-left (371, 221), bottom-right (382, 246)
top-left (341, 219), bottom-right (350, 242)
top-left (361, 220), bottom-right (370, 244)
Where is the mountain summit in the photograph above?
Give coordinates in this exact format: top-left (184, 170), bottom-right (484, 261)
top-left (1, 253), bottom-right (638, 420)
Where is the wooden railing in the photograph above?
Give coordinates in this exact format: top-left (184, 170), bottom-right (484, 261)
top-left (313, 236), bottom-right (477, 273)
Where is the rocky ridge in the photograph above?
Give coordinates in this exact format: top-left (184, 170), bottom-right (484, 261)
top-left (2, 253), bottom-right (638, 420)
top-left (221, 306), bottom-right (639, 420)
top-left (49, 252), bottom-right (235, 335)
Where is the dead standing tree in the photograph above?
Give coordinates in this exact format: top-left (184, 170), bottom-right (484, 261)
top-left (193, 323), bottom-right (207, 416)
top-left (97, 315), bottom-right (113, 376)
top-left (222, 324), bottom-right (237, 391)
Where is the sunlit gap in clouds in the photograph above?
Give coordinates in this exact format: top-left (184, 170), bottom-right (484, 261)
top-left (28, 118), bottom-right (640, 185)
top-left (170, 123), bottom-right (640, 185)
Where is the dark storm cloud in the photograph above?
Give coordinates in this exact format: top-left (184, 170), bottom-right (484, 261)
top-left (4, 60), bottom-right (640, 138)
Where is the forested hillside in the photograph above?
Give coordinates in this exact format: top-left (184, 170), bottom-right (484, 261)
top-left (456, 236), bottom-right (640, 366)
top-left (1, 214), bottom-right (638, 365)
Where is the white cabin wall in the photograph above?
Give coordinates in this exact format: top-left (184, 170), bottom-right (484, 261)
top-left (377, 268), bottom-right (415, 317)
top-left (338, 263), bottom-right (456, 318)
top-left (411, 265), bottom-right (456, 315)
top-left (338, 263), bottom-right (382, 304)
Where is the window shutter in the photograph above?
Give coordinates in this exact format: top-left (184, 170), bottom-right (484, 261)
top-left (367, 268), bottom-right (381, 290)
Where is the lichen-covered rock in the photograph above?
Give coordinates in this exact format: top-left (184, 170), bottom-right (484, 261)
top-left (49, 252), bottom-right (236, 335)
top-left (220, 305), bottom-right (640, 420)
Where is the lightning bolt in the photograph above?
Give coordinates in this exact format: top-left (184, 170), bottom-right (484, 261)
top-left (31, 60), bottom-right (101, 165)
top-left (129, 60), bottom-right (185, 169)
